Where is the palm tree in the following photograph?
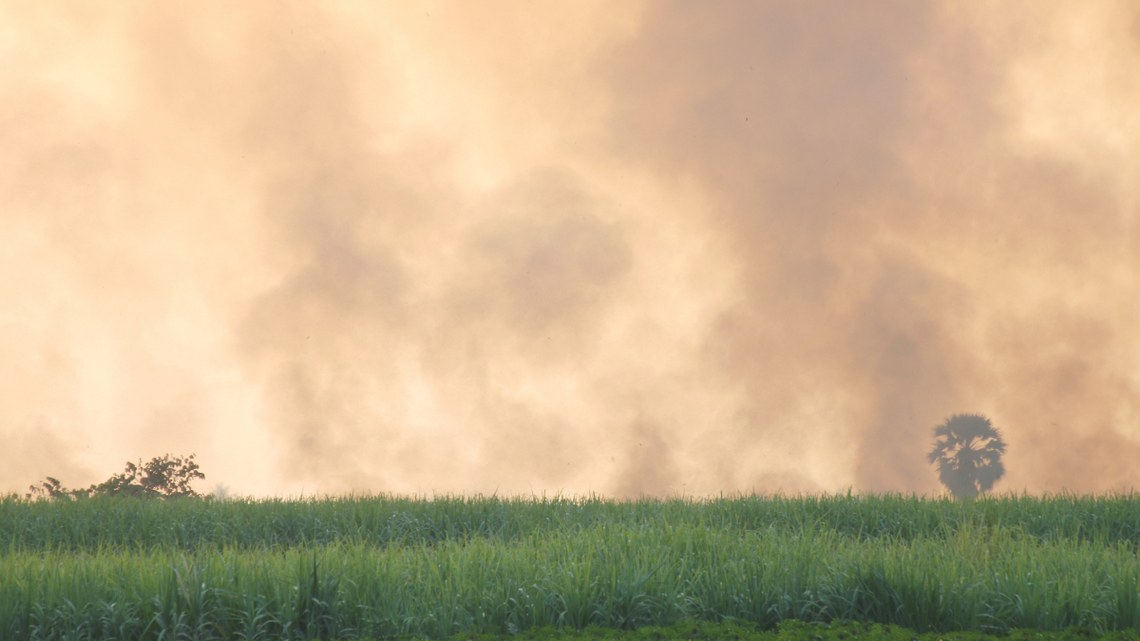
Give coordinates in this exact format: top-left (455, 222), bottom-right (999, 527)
top-left (927, 413), bottom-right (1006, 499)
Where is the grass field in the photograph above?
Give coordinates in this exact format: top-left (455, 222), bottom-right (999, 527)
top-left (2, 492), bottom-right (1140, 640)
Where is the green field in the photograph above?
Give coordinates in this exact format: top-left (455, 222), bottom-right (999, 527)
top-left (3, 492), bottom-right (1140, 640)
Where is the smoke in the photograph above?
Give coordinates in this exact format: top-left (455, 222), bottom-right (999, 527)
top-left (2, 1), bottom-right (1138, 497)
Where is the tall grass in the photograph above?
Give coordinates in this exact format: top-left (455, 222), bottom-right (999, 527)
top-left (3, 491), bottom-right (1140, 552)
top-left (3, 493), bottom-right (1140, 639)
top-left (2, 522), bottom-right (1139, 639)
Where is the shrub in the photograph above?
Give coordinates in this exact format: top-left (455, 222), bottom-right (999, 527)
top-left (26, 454), bottom-right (205, 500)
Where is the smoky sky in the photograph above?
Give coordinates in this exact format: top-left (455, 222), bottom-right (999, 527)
top-left (2, 2), bottom-right (1139, 497)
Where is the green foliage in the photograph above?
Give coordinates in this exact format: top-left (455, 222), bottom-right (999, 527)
top-left (3, 494), bottom-right (1140, 639)
top-left (451, 619), bottom-right (1140, 641)
top-left (5, 491), bottom-right (1140, 552)
top-left (25, 453), bottom-right (205, 501)
top-left (3, 521), bottom-right (1140, 639)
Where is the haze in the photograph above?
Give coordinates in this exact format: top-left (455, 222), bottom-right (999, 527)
top-left (3, 2), bottom-right (1139, 498)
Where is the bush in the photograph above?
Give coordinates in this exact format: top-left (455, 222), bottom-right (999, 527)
top-left (27, 454), bottom-right (205, 500)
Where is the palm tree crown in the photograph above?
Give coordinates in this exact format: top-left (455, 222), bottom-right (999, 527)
top-left (927, 413), bottom-right (1006, 499)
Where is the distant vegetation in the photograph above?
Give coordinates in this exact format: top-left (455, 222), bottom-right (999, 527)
top-left (3, 492), bottom-right (1140, 640)
top-left (24, 453), bottom-right (204, 500)
top-left (929, 414), bottom-right (1007, 499)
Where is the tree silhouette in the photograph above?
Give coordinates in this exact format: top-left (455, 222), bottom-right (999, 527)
top-left (927, 413), bottom-right (1006, 499)
top-left (88, 454), bottom-right (204, 499)
top-left (27, 454), bottom-right (205, 500)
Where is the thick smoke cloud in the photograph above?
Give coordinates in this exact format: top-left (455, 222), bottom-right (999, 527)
top-left (2, 2), bottom-right (1138, 497)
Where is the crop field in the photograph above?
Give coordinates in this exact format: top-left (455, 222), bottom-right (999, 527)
top-left (3, 493), bottom-right (1140, 640)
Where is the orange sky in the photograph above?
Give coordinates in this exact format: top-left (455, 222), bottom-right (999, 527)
top-left (2, 2), bottom-right (1138, 498)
